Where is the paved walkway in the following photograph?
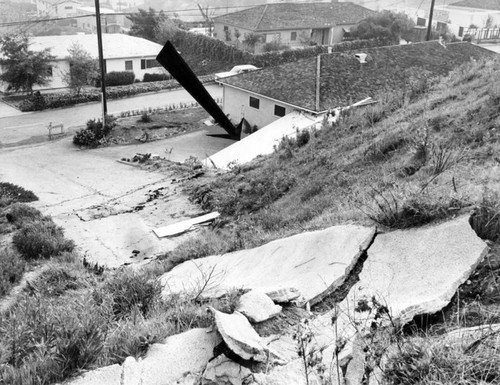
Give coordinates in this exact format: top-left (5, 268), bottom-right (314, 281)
top-left (0, 100), bottom-right (25, 118)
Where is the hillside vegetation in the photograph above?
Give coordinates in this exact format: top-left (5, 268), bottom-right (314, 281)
top-left (174, 56), bottom-right (500, 257)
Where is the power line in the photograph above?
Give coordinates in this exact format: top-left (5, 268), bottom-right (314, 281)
top-left (0, 3), bottom-right (271, 28)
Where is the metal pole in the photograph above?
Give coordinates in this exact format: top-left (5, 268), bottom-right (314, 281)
top-left (94, 0), bottom-right (107, 124)
top-left (426, 0), bottom-right (436, 41)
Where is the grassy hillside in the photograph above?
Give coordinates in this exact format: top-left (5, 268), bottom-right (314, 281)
top-left (171, 55), bottom-right (500, 257)
top-left (155, 54), bottom-right (500, 383)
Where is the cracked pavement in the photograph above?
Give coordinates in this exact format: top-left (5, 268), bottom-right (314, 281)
top-left (0, 126), bottom-right (235, 267)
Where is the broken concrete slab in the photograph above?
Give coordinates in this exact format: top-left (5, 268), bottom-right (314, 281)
top-left (250, 359), bottom-right (323, 385)
top-left (210, 307), bottom-right (268, 362)
top-left (160, 225), bottom-right (376, 306)
top-left (265, 287), bottom-right (301, 303)
top-left (120, 356), bottom-right (142, 385)
top-left (153, 211), bottom-right (220, 238)
top-left (66, 328), bottom-right (221, 385)
top-left (237, 290), bottom-right (282, 323)
top-left (203, 354), bottom-right (252, 385)
top-left (311, 216), bottom-right (488, 378)
top-left (205, 111), bottom-right (323, 169)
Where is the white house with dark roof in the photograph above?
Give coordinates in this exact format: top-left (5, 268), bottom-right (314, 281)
top-left (436, 0), bottom-right (500, 28)
top-left (36, 0), bottom-right (81, 17)
top-left (217, 41), bottom-right (495, 129)
top-left (212, 2), bottom-right (375, 51)
top-left (0, 34), bottom-right (166, 92)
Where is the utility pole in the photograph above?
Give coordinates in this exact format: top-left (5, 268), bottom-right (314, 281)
top-left (94, 0), bottom-right (107, 124)
top-left (426, 0), bottom-right (436, 41)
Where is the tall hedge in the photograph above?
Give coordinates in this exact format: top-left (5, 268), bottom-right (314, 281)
top-left (105, 71), bottom-right (135, 86)
top-left (170, 30), bottom-right (393, 69)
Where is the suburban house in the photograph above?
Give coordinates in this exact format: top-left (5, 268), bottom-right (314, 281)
top-left (0, 34), bottom-right (165, 92)
top-left (437, 0), bottom-right (500, 28)
top-left (212, 2), bottom-right (375, 51)
top-left (76, 6), bottom-right (127, 33)
top-left (36, 0), bottom-right (81, 17)
top-left (217, 41), bottom-right (494, 129)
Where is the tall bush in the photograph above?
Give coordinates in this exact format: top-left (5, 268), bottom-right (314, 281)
top-left (12, 218), bottom-right (75, 260)
top-left (105, 71), bottom-right (135, 87)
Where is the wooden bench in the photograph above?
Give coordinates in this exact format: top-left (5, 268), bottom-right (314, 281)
top-left (47, 122), bottom-right (65, 140)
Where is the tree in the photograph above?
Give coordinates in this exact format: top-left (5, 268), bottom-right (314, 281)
top-left (127, 7), bottom-right (167, 42)
top-left (154, 18), bottom-right (180, 44)
top-left (351, 10), bottom-right (415, 44)
top-left (243, 32), bottom-right (264, 52)
top-left (0, 34), bottom-right (54, 94)
top-left (63, 42), bottom-right (99, 95)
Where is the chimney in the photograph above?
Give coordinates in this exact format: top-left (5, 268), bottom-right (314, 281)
top-left (354, 53), bottom-right (368, 63)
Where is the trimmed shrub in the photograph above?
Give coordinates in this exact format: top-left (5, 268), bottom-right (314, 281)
top-left (5, 203), bottom-right (44, 227)
top-left (73, 115), bottom-right (116, 147)
top-left (105, 71), bottom-right (135, 86)
top-left (143, 73), bottom-right (171, 82)
top-left (0, 183), bottom-right (38, 207)
top-left (12, 218), bottom-right (75, 260)
top-left (0, 248), bottom-right (25, 296)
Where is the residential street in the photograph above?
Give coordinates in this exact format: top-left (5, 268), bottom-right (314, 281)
top-left (0, 124), bottom-right (235, 267)
top-left (0, 84), bottom-right (223, 146)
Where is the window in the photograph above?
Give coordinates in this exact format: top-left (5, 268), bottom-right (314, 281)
top-left (125, 60), bottom-right (133, 71)
top-left (140, 59), bottom-right (161, 69)
top-left (64, 5), bottom-right (73, 9)
top-left (291, 31), bottom-right (297, 41)
top-left (249, 96), bottom-right (260, 109)
top-left (274, 105), bottom-right (286, 117)
top-left (46, 66), bottom-right (53, 77)
top-left (223, 25), bottom-right (229, 31)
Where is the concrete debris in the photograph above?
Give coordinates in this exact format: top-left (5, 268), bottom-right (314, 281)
top-left (311, 215), bottom-right (488, 380)
top-left (160, 225), bottom-right (376, 306)
top-left (203, 354), bottom-right (252, 385)
top-left (265, 287), bottom-right (301, 303)
top-left (210, 307), bottom-right (269, 362)
top-left (153, 211), bottom-right (220, 238)
top-left (120, 357), bottom-right (142, 385)
top-left (444, 323), bottom-right (500, 348)
top-left (250, 360), bottom-right (322, 385)
top-left (174, 374), bottom-right (200, 385)
top-left (344, 334), bottom-right (367, 385)
top-left (65, 328), bottom-right (220, 385)
top-left (237, 290), bottom-right (282, 323)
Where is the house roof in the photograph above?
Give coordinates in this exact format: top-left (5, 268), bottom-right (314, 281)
top-left (29, 34), bottom-right (163, 60)
top-left (449, 0), bottom-right (500, 11)
top-left (220, 42), bottom-right (495, 112)
top-left (212, 2), bottom-right (375, 31)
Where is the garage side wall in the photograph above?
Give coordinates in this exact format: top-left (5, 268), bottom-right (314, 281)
top-left (223, 85), bottom-right (293, 129)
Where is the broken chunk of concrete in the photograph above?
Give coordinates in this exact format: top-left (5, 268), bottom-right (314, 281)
top-left (237, 290), bottom-right (282, 323)
top-left (311, 216), bottom-right (489, 379)
top-left (265, 287), bottom-right (301, 303)
top-left (210, 307), bottom-right (268, 362)
top-left (203, 354), bottom-right (252, 385)
top-left (65, 328), bottom-right (220, 385)
top-left (153, 211), bottom-right (220, 237)
top-left (251, 359), bottom-right (323, 385)
top-left (120, 356), bottom-right (142, 385)
top-left (160, 225), bottom-right (375, 306)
